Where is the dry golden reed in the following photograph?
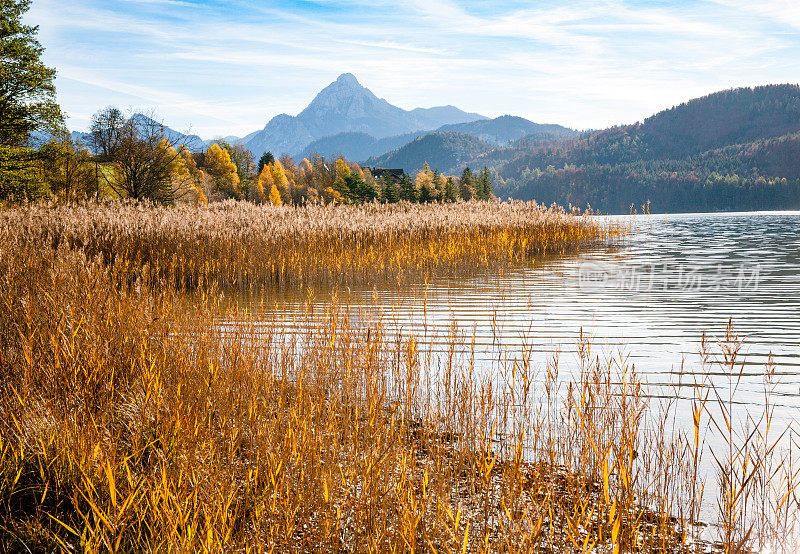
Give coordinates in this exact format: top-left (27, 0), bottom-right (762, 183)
top-left (0, 200), bottom-right (620, 290)
top-left (0, 201), bottom-right (796, 553)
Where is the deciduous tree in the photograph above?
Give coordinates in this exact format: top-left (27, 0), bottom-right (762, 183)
top-left (39, 133), bottom-right (97, 201)
top-left (89, 108), bottom-right (187, 203)
top-left (205, 143), bottom-right (240, 199)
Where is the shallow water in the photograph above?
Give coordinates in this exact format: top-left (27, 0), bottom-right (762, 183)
top-left (249, 212), bottom-right (800, 426)
top-left (219, 210), bottom-right (800, 538)
top-left (234, 211), bottom-right (800, 529)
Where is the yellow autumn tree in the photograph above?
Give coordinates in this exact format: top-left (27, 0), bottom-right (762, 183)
top-left (415, 163), bottom-right (435, 202)
top-left (270, 160), bottom-right (291, 204)
top-left (335, 158), bottom-right (351, 181)
top-left (331, 158), bottom-right (352, 202)
top-left (268, 182), bottom-right (282, 206)
top-left (205, 143), bottom-right (240, 199)
top-left (350, 162), bottom-right (365, 180)
top-left (178, 146), bottom-right (207, 205)
top-left (256, 163), bottom-right (275, 204)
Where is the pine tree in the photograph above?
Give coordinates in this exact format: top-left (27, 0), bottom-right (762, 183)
top-left (257, 151), bottom-right (275, 174)
top-left (460, 167), bottom-right (476, 201)
top-left (444, 176), bottom-right (458, 202)
top-left (381, 173), bottom-right (399, 203)
top-left (432, 170), bottom-right (445, 200)
top-left (477, 166), bottom-right (493, 201)
top-left (399, 174), bottom-right (417, 202)
top-left (1, 0), bottom-right (64, 200)
top-left (1, 0), bottom-right (64, 146)
top-left (333, 158), bottom-right (352, 201)
top-left (419, 179), bottom-right (433, 203)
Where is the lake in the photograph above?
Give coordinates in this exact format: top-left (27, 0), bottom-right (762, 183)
top-left (237, 210), bottom-right (800, 528)
top-left (251, 211), bottom-right (799, 425)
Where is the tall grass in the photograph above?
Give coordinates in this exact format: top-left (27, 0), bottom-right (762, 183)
top-left (0, 200), bottom-right (619, 290)
top-left (0, 202), bottom-right (796, 552)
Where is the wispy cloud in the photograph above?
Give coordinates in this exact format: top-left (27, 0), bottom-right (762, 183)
top-left (27, 0), bottom-right (800, 137)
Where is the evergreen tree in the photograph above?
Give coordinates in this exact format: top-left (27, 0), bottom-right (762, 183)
top-left (347, 173), bottom-right (377, 203)
top-left (381, 173), bottom-right (399, 203)
top-left (432, 170), bottom-right (445, 201)
top-left (258, 151), bottom-right (274, 174)
top-left (333, 158), bottom-right (352, 201)
top-left (460, 167), bottom-right (476, 200)
top-left (419, 178), bottom-right (433, 203)
top-left (0, 0), bottom-right (63, 146)
top-left (444, 176), bottom-right (458, 202)
top-left (477, 166), bottom-right (493, 200)
top-left (399, 174), bottom-right (417, 202)
top-left (1, 0), bottom-right (64, 200)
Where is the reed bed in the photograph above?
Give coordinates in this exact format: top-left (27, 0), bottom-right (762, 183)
top-left (0, 202), bottom-right (797, 552)
top-left (0, 200), bottom-right (619, 290)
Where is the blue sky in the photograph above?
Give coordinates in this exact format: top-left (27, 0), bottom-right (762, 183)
top-left (28, 0), bottom-right (800, 138)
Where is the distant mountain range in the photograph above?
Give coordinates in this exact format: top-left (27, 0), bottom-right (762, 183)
top-left (63, 74), bottom-right (576, 170)
top-left (366, 132), bottom-right (495, 174)
top-left (303, 115), bottom-right (577, 170)
top-left (60, 75), bottom-right (800, 213)
top-left (300, 131), bottom-right (426, 164)
top-left (494, 84), bottom-right (800, 213)
top-left (243, 73), bottom-right (487, 158)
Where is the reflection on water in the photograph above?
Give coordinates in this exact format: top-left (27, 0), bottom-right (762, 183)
top-left (246, 211), bottom-right (800, 430)
top-left (232, 211), bottom-right (800, 526)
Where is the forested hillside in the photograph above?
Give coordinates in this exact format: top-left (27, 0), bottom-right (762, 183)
top-left (366, 132), bottom-right (493, 174)
top-left (496, 85), bottom-right (800, 213)
top-left (436, 115), bottom-right (576, 146)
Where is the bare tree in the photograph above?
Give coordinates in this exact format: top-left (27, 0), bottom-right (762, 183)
top-left (89, 108), bottom-right (188, 203)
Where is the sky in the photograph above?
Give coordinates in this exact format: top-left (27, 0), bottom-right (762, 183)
top-left (27, 0), bottom-right (800, 138)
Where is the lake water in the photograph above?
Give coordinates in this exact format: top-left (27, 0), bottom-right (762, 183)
top-left (227, 208), bottom-right (800, 536)
top-left (240, 211), bottom-right (800, 528)
top-left (253, 211), bottom-right (800, 425)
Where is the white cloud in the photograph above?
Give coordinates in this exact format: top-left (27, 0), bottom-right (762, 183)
top-left (28, 0), bottom-right (800, 137)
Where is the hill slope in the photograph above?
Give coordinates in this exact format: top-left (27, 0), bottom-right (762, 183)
top-left (366, 132), bottom-right (494, 174)
top-left (437, 115), bottom-right (577, 146)
top-left (300, 115), bottom-right (576, 164)
top-left (300, 131), bottom-right (426, 162)
top-left (496, 84), bottom-right (800, 213)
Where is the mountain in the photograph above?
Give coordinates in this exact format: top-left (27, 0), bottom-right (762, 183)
top-left (437, 116), bottom-right (577, 146)
top-left (299, 116), bottom-right (576, 164)
top-left (300, 131), bottom-right (426, 163)
top-left (37, 113), bottom-right (206, 153)
top-left (244, 73), bottom-right (486, 157)
top-left (128, 113), bottom-right (206, 152)
top-left (365, 132), bottom-right (494, 174)
top-left (496, 84), bottom-right (800, 213)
